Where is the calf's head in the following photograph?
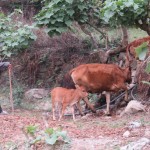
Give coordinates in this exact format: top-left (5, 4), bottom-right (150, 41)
top-left (75, 85), bottom-right (88, 98)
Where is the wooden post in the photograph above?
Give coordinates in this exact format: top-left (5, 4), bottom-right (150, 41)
top-left (8, 64), bottom-right (14, 113)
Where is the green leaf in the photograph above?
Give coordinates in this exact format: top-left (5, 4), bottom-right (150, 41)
top-left (2, 51), bottom-right (12, 57)
top-left (67, 9), bottom-right (74, 16)
top-left (45, 134), bottom-right (58, 145)
top-left (30, 136), bottom-right (42, 144)
top-left (12, 42), bottom-right (19, 47)
top-left (78, 4), bottom-right (86, 11)
top-left (45, 128), bottom-right (54, 135)
top-left (26, 125), bottom-right (37, 135)
top-left (45, 12), bottom-right (54, 18)
top-left (66, 0), bottom-right (73, 4)
top-left (56, 17), bottom-right (64, 22)
top-left (104, 10), bottom-right (115, 22)
top-left (65, 20), bottom-right (72, 26)
top-left (56, 27), bottom-right (67, 33)
top-left (133, 4), bottom-right (139, 10)
top-left (123, 1), bottom-right (134, 7)
top-left (135, 42), bottom-right (148, 60)
top-left (56, 131), bottom-right (71, 143)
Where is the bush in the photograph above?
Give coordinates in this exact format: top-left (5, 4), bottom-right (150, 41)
top-left (0, 11), bottom-right (37, 57)
top-left (25, 125), bottom-right (71, 148)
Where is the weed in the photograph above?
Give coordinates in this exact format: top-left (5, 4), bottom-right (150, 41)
top-left (24, 125), bottom-right (71, 149)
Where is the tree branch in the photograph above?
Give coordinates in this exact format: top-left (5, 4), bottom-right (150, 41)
top-left (86, 22), bottom-right (106, 38)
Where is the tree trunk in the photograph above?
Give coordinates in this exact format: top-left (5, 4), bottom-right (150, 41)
top-left (121, 25), bottom-right (128, 46)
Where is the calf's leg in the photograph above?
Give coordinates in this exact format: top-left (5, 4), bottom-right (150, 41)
top-left (59, 103), bottom-right (67, 121)
top-left (76, 101), bottom-right (84, 116)
top-left (83, 97), bottom-right (96, 113)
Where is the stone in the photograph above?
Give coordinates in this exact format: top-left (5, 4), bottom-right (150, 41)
top-left (21, 88), bottom-right (51, 111)
top-left (128, 121), bottom-right (141, 129)
top-left (123, 130), bottom-right (130, 138)
top-left (120, 100), bottom-right (146, 116)
top-left (24, 88), bottom-right (49, 101)
top-left (120, 137), bottom-right (150, 150)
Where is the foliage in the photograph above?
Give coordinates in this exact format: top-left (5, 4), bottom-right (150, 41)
top-left (0, 12), bottom-right (37, 57)
top-left (135, 42), bottom-right (148, 61)
top-left (135, 42), bottom-right (150, 86)
top-left (35, 0), bottom-right (100, 36)
top-left (25, 125), bottom-right (71, 146)
top-left (101, 0), bottom-right (150, 34)
top-left (26, 125), bottom-right (38, 135)
top-left (13, 85), bottom-right (24, 106)
top-left (45, 128), bottom-right (71, 145)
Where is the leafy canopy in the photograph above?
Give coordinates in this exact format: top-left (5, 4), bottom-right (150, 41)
top-left (35, 0), bottom-right (100, 36)
top-left (101, 0), bottom-right (149, 27)
top-left (0, 12), bottom-right (36, 57)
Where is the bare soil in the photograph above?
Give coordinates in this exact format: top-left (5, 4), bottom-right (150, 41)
top-left (0, 106), bottom-right (150, 150)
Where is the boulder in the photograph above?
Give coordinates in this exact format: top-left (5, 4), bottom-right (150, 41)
top-left (120, 100), bottom-right (146, 116)
top-left (120, 137), bottom-right (150, 150)
top-left (21, 88), bottom-right (51, 111)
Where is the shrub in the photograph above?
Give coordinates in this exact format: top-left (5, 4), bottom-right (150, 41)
top-left (25, 125), bottom-right (71, 147)
top-left (0, 12), bottom-right (37, 57)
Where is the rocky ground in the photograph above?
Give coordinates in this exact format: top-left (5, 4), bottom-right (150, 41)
top-left (0, 105), bottom-right (150, 150)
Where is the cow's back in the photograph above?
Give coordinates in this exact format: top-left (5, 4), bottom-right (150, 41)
top-left (71, 64), bottom-right (129, 93)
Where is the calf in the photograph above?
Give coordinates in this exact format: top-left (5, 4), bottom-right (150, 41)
top-left (61, 63), bottom-right (131, 115)
top-left (51, 87), bottom-right (88, 121)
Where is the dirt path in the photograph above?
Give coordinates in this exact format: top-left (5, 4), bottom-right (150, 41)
top-left (0, 108), bottom-right (150, 150)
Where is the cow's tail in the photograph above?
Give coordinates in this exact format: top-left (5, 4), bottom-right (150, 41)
top-left (59, 70), bottom-right (76, 89)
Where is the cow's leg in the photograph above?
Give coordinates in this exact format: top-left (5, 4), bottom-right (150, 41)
top-left (83, 97), bottom-right (96, 113)
top-left (59, 103), bottom-right (67, 121)
top-left (76, 101), bottom-right (84, 116)
top-left (72, 105), bottom-right (76, 121)
top-left (105, 92), bottom-right (111, 115)
top-left (121, 84), bottom-right (129, 102)
top-left (125, 90), bottom-right (128, 102)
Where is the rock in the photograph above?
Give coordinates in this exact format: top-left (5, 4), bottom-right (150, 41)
top-left (0, 111), bottom-right (8, 115)
top-left (120, 100), bottom-right (146, 116)
top-left (128, 121), bottom-right (141, 129)
top-left (123, 130), bottom-right (130, 138)
top-left (21, 88), bottom-right (51, 111)
top-left (144, 128), bottom-right (150, 138)
top-left (120, 137), bottom-right (150, 150)
top-left (25, 88), bottom-right (49, 100)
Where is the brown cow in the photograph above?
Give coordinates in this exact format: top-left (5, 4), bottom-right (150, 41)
top-left (51, 87), bottom-right (88, 121)
top-left (61, 63), bottom-right (131, 115)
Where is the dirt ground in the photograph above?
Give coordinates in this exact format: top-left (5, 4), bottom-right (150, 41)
top-left (0, 106), bottom-right (150, 150)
